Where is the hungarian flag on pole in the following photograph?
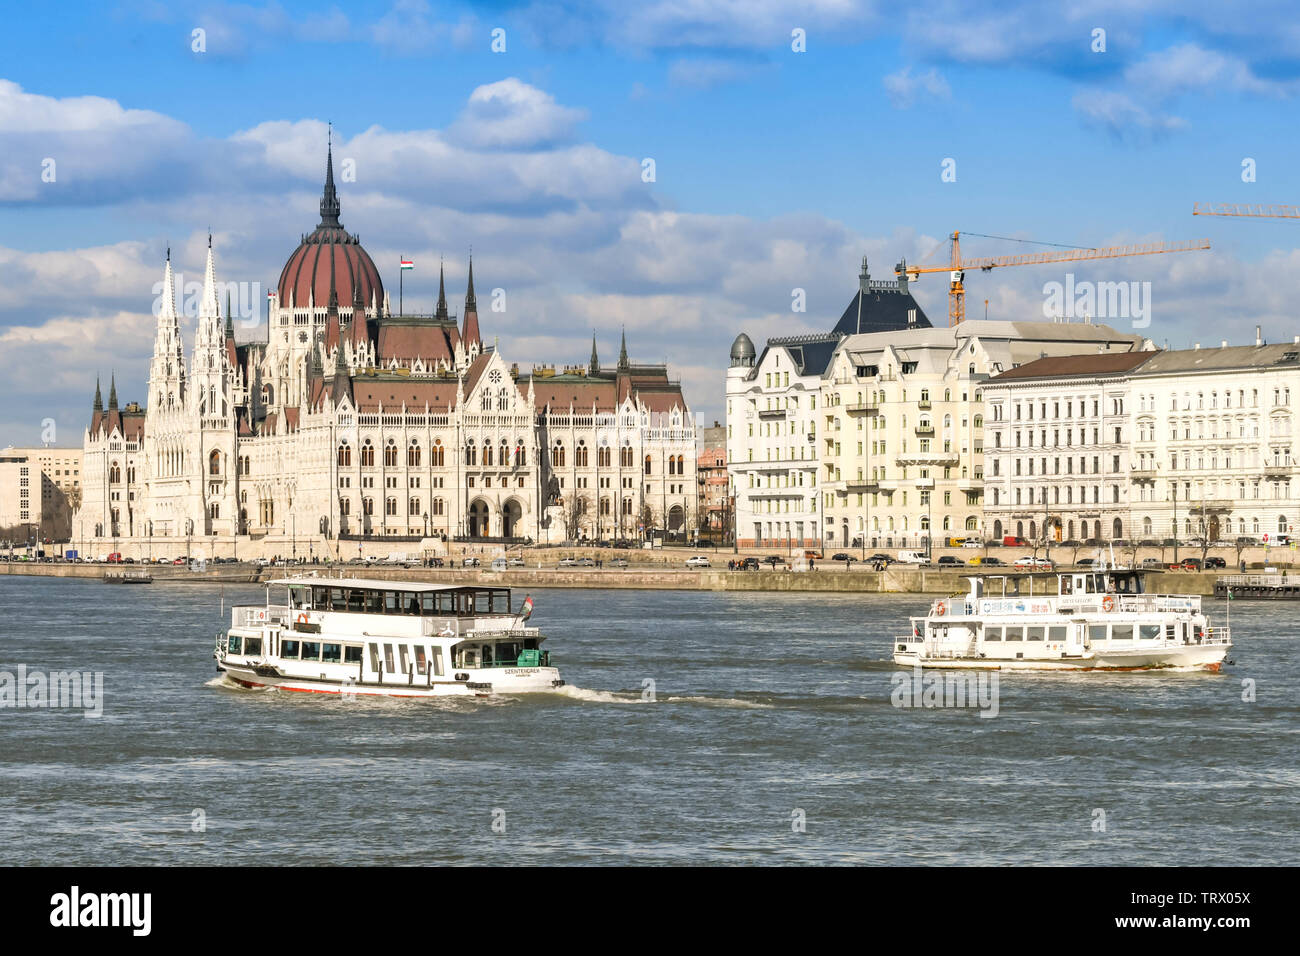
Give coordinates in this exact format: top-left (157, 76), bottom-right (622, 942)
top-left (400, 258), bottom-right (414, 271)
top-left (520, 595), bottom-right (534, 621)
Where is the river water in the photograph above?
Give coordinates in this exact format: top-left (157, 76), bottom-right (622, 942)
top-left (0, 576), bottom-right (1295, 865)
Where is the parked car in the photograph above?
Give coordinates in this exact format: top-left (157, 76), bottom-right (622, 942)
top-left (557, 557), bottom-right (578, 568)
top-left (897, 550), bottom-right (930, 565)
top-left (961, 538), bottom-right (984, 548)
top-left (685, 555), bottom-right (711, 568)
top-left (429, 557), bottom-right (445, 568)
top-left (866, 553), bottom-right (893, 566)
top-left (740, 556), bottom-right (759, 571)
top-left (507, 556), bottom-right (526, 567)
top-left (576, 557), bottom-right (596, 567)
top-left (106, 552), bottom-right (123, 563)
top-left (610, 557), bottom-right (630, 568)
top-left (172, 557), bottom-right (187, 565)
top-left (1140, 557), bottom-right (1163, 568)
top-left (462, 556), bottom-right (481, 568)
top-left (764, 555), bottom-right (786, 567)
top-left (1013, 556), bottom-right (1054, 569)
top-left (936, 555), bottom-right (962, 566)
top-left (1178, 558), bottom-right (1203, 571)
top-left (1204, 556), bottom-right (1227, 569)
top-left (831, 552), bottom-right (853, 562)
top-left (1076, 558), bottom-right (1095, 567)
top-left (979, 556), bottom-right (1004, 566)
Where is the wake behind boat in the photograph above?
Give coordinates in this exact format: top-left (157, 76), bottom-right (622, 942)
top-left (215, 575), bottom-right (564, 697)
top-left (894, 565), bottom-right (1231, 672)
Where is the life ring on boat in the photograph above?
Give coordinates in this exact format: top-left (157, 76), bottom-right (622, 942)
top-left (296, 612), bottom-right (309, 625)
top-left (936, 602), bottom-right (946, 616)
top-left (1101, 595), bottom-right (1115, 613)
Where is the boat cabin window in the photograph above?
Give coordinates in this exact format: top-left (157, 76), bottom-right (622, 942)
top-left (430, 647), bottom-right (444, 676)
top-left (399, 645), bottom-right (410, 674)
top-left (1026, 626), bottom-right (1045, 641)
top-left (301, 641), bottom-right (322, 660)
top-left (322, 643), bottom-right (342, 664)
top-left (383, 644), bottom-right (395, 673)
top-left (985, 626), bottom-right (1002, 641)
top-left (1048, 625), bottom-right (1067, 642)
top-left (1110, 624), bottom-right (1133, 640)
top-left (1139, 625), bottom-right (1160, 640)
top-left (227, 634), bottom-right (242, 654)
top-left (1089, 624), bottom-right (1108, 643)
top-left (344, 645), bottom-right (362, 665)
top-left (282, 639), bottom-right (300, 659)
top-left (1005, 626), bottom-right (1023, 642)
top-left (244, 637), bottom-right (262, 656)
top-left (415, 646), bottom-right (427, 675)
top-left (369, 644), bottom-right (380, 672)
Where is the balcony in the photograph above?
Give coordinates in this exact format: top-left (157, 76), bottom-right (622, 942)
top-left (1187, 498), bottom-right (1233, 512)
top-left (918, 399), bottom-right (932, 410)
top-left (1264, 464), bottom-right (1294, 478)
top-left (845, 401), bottom-right (880, 415)
top-left (844, 479), bottom-right (878, 493)
top-left (914, 477), bottom-right (935, 489)
top-left (758, 407), bottom-right (787, 419)
top-left (914, 423), bottom-right (935, 436)
top-left (1129, 464), bottom-right (1157, 480)
top-left (957, 477), bottom-right (984, 491)
top-left (895, 450), bottom-right (960, 466)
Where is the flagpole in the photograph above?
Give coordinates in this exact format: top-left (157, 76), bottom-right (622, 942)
top-left (399, 254), bottom-right (403, 317)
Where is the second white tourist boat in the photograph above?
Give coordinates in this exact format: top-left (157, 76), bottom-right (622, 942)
top-left (215, 575), bottom-right (564, 697)
top-left (893, 565), bottom-right (1232, 671)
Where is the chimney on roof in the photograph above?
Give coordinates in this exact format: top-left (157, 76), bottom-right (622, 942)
top-left (1257, 325), bottom-right (1262, 345)
top-left (859, 256), bottom-right (870, 295)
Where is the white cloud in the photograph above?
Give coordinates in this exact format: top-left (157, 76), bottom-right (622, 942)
top-left (882, 66), bottom-right (951, 108)
top-left (1071, 89), bottom-right (1186, 139)
top-left (446, 78), bottom-right (589, 150)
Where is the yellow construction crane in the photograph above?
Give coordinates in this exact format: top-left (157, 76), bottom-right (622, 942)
top-left (1193, 202), bottom-right (1300, 219)
top-left (895, 231), bottom-right (1212, 326)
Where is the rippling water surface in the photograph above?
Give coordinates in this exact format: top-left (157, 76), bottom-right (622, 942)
top-left (1, 576), bottom-right (1296, 865)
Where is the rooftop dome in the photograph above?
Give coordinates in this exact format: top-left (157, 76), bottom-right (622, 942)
top-left (730, 332), bottom-right (756, 367)
top-left (276, 143), bottom-right (384, 310)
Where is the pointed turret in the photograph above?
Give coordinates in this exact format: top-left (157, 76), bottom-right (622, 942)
top-left (618, 327), bottom-right (629, 372)
top-left (589, 333), bottom-right (600, 375)
top-left (461, 255), bottom-right (480, 349)
top-left (435, 259), bottom-right (449, 321)
top-left (350, 269), bottom-right (369, 352)
top-left (108, 373), bottom-right (118, 411)
top-left (319, 124), bottom-right (342, 228)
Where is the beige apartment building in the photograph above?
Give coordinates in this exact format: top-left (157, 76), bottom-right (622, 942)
top-left (0, 445), bottom-right (82, 543)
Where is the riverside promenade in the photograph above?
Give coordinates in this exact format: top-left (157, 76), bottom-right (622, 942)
top-left (1, 558), bottom-right (1226, 596)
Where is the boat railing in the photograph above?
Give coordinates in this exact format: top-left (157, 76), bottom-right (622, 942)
top-left (1198, 626), bottom-right (1231, 646)
top-left (1116, 594), bottom-right (1202, 612)
top-left (231, 604), bottom-right (290, 627)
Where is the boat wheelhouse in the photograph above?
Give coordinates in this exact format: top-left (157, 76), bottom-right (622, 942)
top-left (894, 568), bottom-right (1231, 671)
top-left (215, 576), bottom-right (564, 697)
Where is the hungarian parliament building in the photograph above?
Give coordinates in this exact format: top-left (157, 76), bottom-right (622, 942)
top-left (74, 148), bottom-right (697, 553)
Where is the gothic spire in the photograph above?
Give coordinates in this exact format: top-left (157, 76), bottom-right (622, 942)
top-left (618, 327), bottom-right (629, 372)
top-left (435, 258), bottom-right (448, 320)
top-left (319, 124), bottom-right (341, 228)
top-left (224, 291), bottom-right (234, 339)
top-left (93, 376), bottom-right (103, 412)
top-left (589, 333), bottom-right (600, 375)
top-left (465, 254), bottom-right (476, 313)
top-left (108, 373), bottom-right (118, 410)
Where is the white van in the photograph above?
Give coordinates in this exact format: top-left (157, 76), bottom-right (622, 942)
top-left (490, 557), bottom-right (508, 571)
top-left (897, 550), bottom-right (930, 566)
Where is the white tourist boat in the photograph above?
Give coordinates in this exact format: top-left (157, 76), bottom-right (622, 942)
top-left (894, 566), bottom-right (1232, 671)
top-left (215, 576), bottom-right (564, 697)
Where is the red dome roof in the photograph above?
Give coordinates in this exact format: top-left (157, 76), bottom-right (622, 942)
top-left (277, 143), bottom-right (384, 309)
top-left (278, 226), bottom-right (383, 310)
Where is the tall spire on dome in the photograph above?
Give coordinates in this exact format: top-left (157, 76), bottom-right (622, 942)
top-left (108, 373), bottom-right (118, 410)
top-left (465, 254), bottom-right (476, 313)
top-left (589, 333), bottom-right (600, 375)
top-left (435, 258), bottom-right (448, 320)
top-left (618, 327), bottom-right (629, 372)
top-left (93, 376), bottom-right (103, 413)
top-left (319, 123), bottom-right (342, 228)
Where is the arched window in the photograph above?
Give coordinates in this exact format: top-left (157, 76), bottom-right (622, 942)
top-left (409, 498), bottom-right (421, 516)
top-left (407, 442), bottom-right (421, 467)
top-left (432, 498), bottom-right (444, 516)
top-left (361, 441), bottom-right (375, 467)
top-left (644, 455), bottom-right (653, 475)
top-left (465, 441), bottom-right (477, 466)
top-left (363, 497), bottom-right (374, 516)
top-left (337, 443), bottom-right (351, 467)
top-left (552, 442), bottom-right (565, 467)
top-left (209, 450), bottom-right (221, 476)
top-left (576, 442), bottom-right (588, 467)
top-left (598, 446), bottom-right (611, 467)
top-left (1280, 515), bottom-right (1289, 534)
top-left (515, 442), bottom-right (526, 467)
top-left (432, 440), bottom-right (444, 467)
top-left (484, 442), bottom-right (494, 467)
top-left (384, 441), bottom-right (398, 467)
top-left (109, 462), bottom-right (121, 483)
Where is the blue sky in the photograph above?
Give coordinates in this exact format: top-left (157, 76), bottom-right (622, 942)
top-left (4, 0), bottom-right (1300, 445)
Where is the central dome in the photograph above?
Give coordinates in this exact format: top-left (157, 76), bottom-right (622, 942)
top-left (277, 145), bottom-right (384, 310)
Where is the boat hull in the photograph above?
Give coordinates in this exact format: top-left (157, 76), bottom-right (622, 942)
top-left (894, 644), bottom-right (1228, 672)
top-left (219, 661), bottom-right (565, 697)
